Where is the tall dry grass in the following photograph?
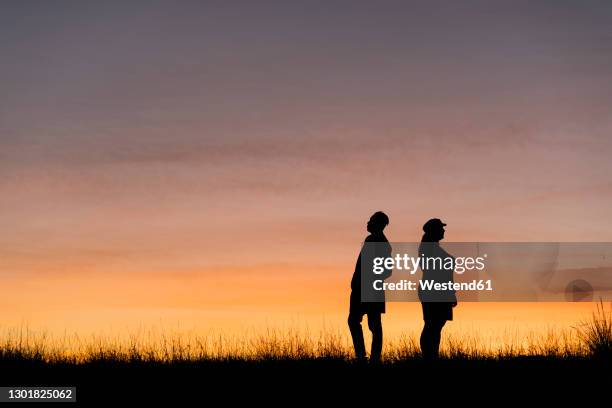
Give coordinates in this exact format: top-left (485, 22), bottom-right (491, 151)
top-left (1, 303), bottom-right (610, 364)
top-left (574, 300), bottom-right (612, 359)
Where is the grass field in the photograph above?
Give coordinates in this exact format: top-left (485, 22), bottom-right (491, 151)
top-left (2, 302), bottom-right (610, 363)
top-left (1, 302), bottom-right (610, 404)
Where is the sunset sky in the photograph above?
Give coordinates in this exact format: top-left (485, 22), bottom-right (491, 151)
top-left (1, 1), bottom-right (611, 340)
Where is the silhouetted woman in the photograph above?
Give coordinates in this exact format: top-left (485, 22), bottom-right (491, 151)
top-left (418, 218), bottom-right (457, 359)
top-left (348, 211), bottom-right (392, 362)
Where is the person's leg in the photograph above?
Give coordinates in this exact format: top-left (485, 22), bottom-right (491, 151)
top-left (421, 319), bottom-right (446, 359)
top-left (431, 319), bottom-right (446, 358)
top-left (367, 312), bottom-right (383, 362)
top-left (420, 320), bottom-right (434, 359)
top-left (348, 312), bottom-right (366, 360)
top-left (424, 319), bottom-right (446, 359)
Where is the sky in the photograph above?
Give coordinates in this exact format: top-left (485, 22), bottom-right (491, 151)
top-left (1, 1), bottom-right (611, 340)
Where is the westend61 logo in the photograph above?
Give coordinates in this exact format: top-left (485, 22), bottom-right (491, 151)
top-left (371, 252), bottom-right (490, 293)
top-left (360, 242), bottom-right (612, 302)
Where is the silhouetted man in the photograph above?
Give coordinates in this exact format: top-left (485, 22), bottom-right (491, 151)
top-left (348, 211), bottom-right (392, 362)
top-left (418, 218), bottom-right (457, 359)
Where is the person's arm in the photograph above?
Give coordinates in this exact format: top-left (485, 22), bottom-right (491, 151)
top-left (380, 244), bottom-right (393, 281)
top-left (449, 254), bottom-right (458, 306)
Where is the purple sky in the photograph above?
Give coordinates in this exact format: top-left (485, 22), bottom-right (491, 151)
top-left (1, 1), bottom-right (612, 280)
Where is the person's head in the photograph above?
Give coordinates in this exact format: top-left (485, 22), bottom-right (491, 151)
top-left (367, 211), bottom-right (389, 234)
top-left (422, 218), bottom-right (446, 242)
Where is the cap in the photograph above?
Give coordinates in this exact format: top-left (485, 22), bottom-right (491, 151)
top-left (422, 218), bottom-right (447, 232)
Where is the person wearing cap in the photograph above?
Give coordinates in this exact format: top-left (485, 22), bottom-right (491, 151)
top-left (418, 218), bottom-right (457, 359)
top-left (348, 211), bottom-right (392, 362)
